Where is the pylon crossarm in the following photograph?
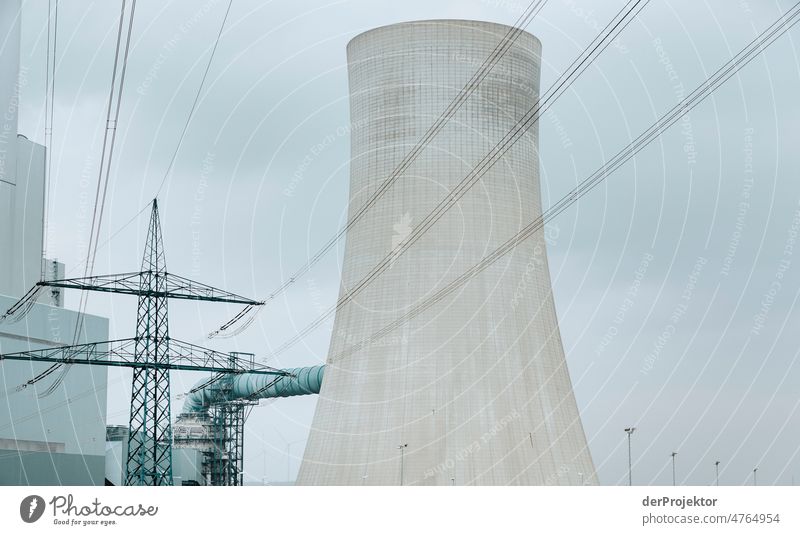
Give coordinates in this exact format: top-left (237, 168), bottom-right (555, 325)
top-left (166, 339), bottom-right (288, 376)
top-left (37, 271), bottom-right (141, 294)
top-left (0, 338), bottom-right (288, 375)
top-left (34, 272), bottom-right (262, 305)
top-left (0, 285), bottom-right (45, 322)
top-left (163, 273), bottom-right (263, 305)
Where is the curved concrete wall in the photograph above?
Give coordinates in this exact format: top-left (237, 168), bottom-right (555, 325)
top-left (298, 20), bottom-right (596, 485)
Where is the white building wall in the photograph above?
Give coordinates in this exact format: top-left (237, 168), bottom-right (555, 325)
top-left (105, 439), bottom-right (124, 486)
top-left (0, 0), bottom-right (108, 483)
top-left (7, 135), bottom-right (46, 297)
top-left (298, 20), bottom-right (596, 485)
top-left (0, 296), bottom-right (109, 485)
top-left (0, 0), bottom-right (22, 288)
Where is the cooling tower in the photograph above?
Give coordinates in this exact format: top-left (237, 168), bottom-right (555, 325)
top-left (297, 20), bottom-right (596, 485)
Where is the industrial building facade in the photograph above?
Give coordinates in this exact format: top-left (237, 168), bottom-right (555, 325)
top-left (298, 20), bottom-right (596, 485)
top-left (0, 0), bottom-right (109, 486)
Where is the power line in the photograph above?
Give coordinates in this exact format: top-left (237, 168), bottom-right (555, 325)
top-left (327, 2), bottom-right (800, 362)
top-left (41, 0), bottom-right (59, 278)
top-left (25, 0), bottom-right (238, 397)
top-left (264, 0), bottom-right (650, 357)
top-left (209, 0), bottom-right (551, 337)
top-left (154, 0), bottom-right (234, 198)
top-left (37, 0), bottom-right (138, 397)
top-left (61, 0), bottom-right (235, 279)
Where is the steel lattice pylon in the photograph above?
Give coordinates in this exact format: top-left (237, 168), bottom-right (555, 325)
top-left (126, 200), bottom-right (173, 485)
top-left (0, 198), bottom-right (279, 486)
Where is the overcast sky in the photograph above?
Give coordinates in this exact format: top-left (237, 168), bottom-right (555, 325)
top-left (16, 0), bottom-right (800, 485)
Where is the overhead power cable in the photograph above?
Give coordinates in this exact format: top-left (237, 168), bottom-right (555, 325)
top-left (25, 1), bottom-right (236, 396)
top-left (154, 0), bottom-right (234, 197)
top-left (41, 0), bottom-right (59, 278)
top-left (4, 0), bottom-right (235, 331)
top-left (326, 2), bottom-right (800, 362)
top-left (209, 0), bottom-right (551, 337)
top-left (264, 0), bottom-right (650, 357)
top-left (56, 0), bottom-right (234, 280)
top-left (36, 0), bottom-right (138, 398)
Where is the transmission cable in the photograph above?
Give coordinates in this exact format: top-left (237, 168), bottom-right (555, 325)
top-left (154, 0), bottom-right (234, 198)
top-left (29, 0), bottom-right (235, 392)
top-left (41, 0), bottom-right (59, 279)
top-left (58, 0), bottom-right (234, 279)
top-left (32, 0), bottom-right (137, 396)
top-left (264, 0), bottom-right (650, 357)
top-left (209, 0), bottom-right (551, 337)
top-left (326, 2), bottom-right (800, 362)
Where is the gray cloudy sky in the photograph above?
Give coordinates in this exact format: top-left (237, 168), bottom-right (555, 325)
top-left (16, 0), bottom-right (800, 485)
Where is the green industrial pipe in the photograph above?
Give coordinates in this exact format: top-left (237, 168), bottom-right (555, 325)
top-left (181, 365), bottom-right (324, 413)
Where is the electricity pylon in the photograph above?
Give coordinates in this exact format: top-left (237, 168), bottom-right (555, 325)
top-left (0, 199), bottom-right (275, 486)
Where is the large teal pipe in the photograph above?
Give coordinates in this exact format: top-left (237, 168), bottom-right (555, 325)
top-left (181, 365), bottom-right (325, 413)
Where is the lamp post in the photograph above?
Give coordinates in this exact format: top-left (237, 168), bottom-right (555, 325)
top-left (671, 452), bottom-right (678, 486)
top-left (398, 443), bottom-right (408, 486)
top-left (275, 429), bottom-right (303, 483)
top-left (753, 468), bottom-right (758, 486)
top-left (715, 461), bottom-right (720, 486)
top-left (285, 440), bottom-right (303, 482)
top-left (624, 427), bottom-right (636, 486)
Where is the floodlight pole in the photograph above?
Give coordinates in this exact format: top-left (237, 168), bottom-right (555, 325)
top-left (624, 427), bottom-right (636, 486)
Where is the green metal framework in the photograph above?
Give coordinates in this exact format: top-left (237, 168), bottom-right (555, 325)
top-left (0, 199), bottom-right (271, 486)
top-left (0, 338), bottom-right (283, 375)
top-left (127, 200), bottom-right (172, 485)
top-left (207, 400), bottom-right (253, 486)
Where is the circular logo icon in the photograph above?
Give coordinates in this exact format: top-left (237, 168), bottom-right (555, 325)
top-left (20, 495), bottom-right (45, 523)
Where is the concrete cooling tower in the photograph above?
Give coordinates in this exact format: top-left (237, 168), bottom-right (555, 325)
top-left (297, 20), bottom-right (596, 485)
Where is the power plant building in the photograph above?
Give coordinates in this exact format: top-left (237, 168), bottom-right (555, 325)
top-left (298, 20), bottom-right (596, 485)
top-left (0, 0), bottom-right (109, 485)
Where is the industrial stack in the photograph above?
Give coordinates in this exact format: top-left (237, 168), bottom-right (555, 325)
top-left (297, 20), bottom-right (596, 485)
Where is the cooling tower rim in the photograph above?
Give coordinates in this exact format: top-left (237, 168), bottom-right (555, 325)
top-left (347, 19), bottom-right (541, 54)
